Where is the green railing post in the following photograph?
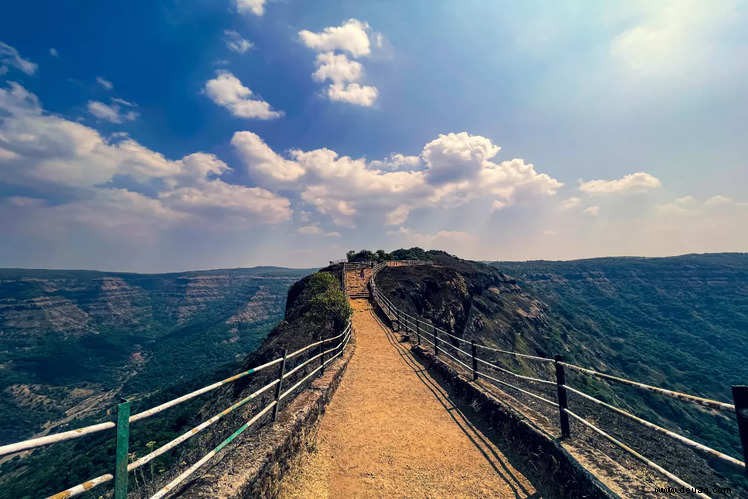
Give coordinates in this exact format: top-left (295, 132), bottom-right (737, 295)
top-left (114, 401), bottom-right (131, 499)
top-left (273, 349), bottom-right (288, 422)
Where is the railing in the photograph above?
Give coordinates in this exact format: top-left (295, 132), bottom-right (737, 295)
top-left (370, 273), bottom-right (747, 497)
top-left (0, 321), bottom-right (353, 499)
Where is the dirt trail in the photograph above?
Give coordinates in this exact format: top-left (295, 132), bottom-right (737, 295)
top-left (280, 299), bottom-right (538, 498)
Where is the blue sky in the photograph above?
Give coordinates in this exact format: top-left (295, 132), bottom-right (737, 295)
top-left (1, 0), bottom-right (747, 271)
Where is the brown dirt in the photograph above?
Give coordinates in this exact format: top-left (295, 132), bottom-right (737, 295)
top-left (280, 299), bottom-right (538, 498)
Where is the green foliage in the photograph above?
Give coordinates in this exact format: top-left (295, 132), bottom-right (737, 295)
top-left (300, 272), bottom-right (351, 333)
top-left (345, 247), bottom-right (439, 262)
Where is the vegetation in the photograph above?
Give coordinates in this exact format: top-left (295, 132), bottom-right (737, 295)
top-left (345, 247), bottom-right (443, 263)
top-left (0, 266), bottom-right (349, 498)
top-left (376, 252), bottom-right (748, 469)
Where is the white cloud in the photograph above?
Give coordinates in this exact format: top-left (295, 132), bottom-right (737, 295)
top-left (393, 227), bottom-right (478, 255)
top-left (49, 48), bottom-right (59, 57)
top-left (224, 30), bottom-right (253, 54)
top-left (386, 205), bottom-right (410, 225)
top-left (0, 41), bottom-right (37, 75)
top-left (204, 71), bottom-right (282, 119)
top-left (298, 224), bottom-right (322, 235)
top-left (300, 21), bottom-right (380, 107)
top-left (299, 19), bottom-right (372, 58)
top-left (561, 196), bottom-right (582, 209)
top-left (297, 225), bottom-right (342, 237)
top-left (326, 82), bottom-right (378, 106)
top-left (579, 172), bottom-right (661, 194)
top-left (231, 130), bottom-right (560, 229)
top-left (584, 206), bottom-right (600, 216)
top-left (0, 82), bottom-right (291, 236)
top-left (96, 76), bottom-right (113, 90)
top-left (422, 132), bottom-right (501, 184)
top-left (231, 131), bottom-right (304, 182)
top-left (160, 180), bottom-right (290, 223)
top-left (313, 52), bottom-right (362, 84)
top-left (234, 0), bottom-right (266, 16)
top-left (370, 154), bottom-right (422, 171)
top-left (610, 1), bottom-right (736, 76)
top-left (87, 100), bottom-right (138, 124)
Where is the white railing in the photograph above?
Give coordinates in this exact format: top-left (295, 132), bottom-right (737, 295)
top-left (1, 322), bottom-right (353, 499)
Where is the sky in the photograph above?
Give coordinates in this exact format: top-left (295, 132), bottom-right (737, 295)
top-left (0, 0), bottom-right (747, 271)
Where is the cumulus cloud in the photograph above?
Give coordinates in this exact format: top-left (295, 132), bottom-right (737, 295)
top-left (231, 131), bottom-right (304, 182)
top-left (422, 132), bottom-right (501, 184)
top-left (204, 71), bottom-right (282, 119)
top-left (0, 41), bottom-right (37, 75)
top-left (300, 20), bottom-right (380, 106)
top-left (312, 52), bottom-right (362, 83)
top-left (234, 0), bottom-right (266, 16)
top-left (326, 82), bottom-right (378, 106)
top-left (96, 76), bottom-right (113, 90)
top-left (224, 30), bottom-right (253, 54)
top-left (386, 205), bottom-right (410, 225)
top-left (231, 130), bottom-right (561, 228)
top-left (579, 172), bottom-right (661, 194)
top-left (87, 100), bottom-right (138, 124)
top-left (0, 82), bottom-right (291, 236)
top-left (299, 19), bottom-right (372, 57)
top-left (370, 154), bottom-right (422, 171)
top-left (584, 206), bottom-right (600, 216)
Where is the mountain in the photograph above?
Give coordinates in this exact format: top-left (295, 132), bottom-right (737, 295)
top-left (374, 251), bottom-right (748, 490)
top-left (0, 266), bottom-right (311, 445)
top-left (0, 265), bottom-right (347, 498)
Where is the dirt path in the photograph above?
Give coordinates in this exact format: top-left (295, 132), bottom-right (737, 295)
top-left (280, 299), bottom-right (538, 498)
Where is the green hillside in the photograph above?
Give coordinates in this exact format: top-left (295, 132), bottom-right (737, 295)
top-left (0, 266), bottom-right (311, 444)
top-left (375, 251), bottom-right (748, 489)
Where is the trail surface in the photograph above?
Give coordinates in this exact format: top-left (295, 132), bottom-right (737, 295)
top-left (281, 299), bottom-right (538, 498)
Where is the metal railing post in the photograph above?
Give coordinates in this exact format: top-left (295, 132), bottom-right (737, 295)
top-left (416, 319), bottom-right (421, 345)
top-left (433, 325), bottom-right (438, 357)
top-left (273, 349), bottom-right (288, 422)
top-left (319, 336), bottom-right (326, 374)
top-left (732, 385), bottom-right (748, 473)
top-left (471, 340), bottom-right (478, 381)
top-left (554, 355), bottom-right (571, 439)
top-left (113, 401), bottom-right (130, 499)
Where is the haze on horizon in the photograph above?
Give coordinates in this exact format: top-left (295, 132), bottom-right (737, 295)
top-left (1, 1), bottom-right (747, 272)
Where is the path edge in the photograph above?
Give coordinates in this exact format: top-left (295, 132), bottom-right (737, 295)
top-left (180, 336), bottom-right (356, 498)
top-left (410, 343), bottom-right (619, 499)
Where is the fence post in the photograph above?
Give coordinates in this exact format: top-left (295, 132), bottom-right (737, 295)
top-left (273, 349), bottom-right (288, 422)
top-left (732, 385), bottom-right (748, 473)
top-left (113, 401), bottom-right (131, 499)
top-left (433, 325), bottom-right (438, 357)
top-left (416, 319), bottom-right (421, 345)
top-left (319, 336), bottom-right (326, 374)
top-left (554, 355), bottom-right (571, 439)
top-left (471, 340), bottom-right (478, 381)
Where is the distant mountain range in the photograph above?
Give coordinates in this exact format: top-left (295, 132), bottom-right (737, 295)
top-left (0, 266), bottom-right (312, 445)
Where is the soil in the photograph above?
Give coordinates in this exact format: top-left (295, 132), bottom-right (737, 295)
top-left (280, 299), bottom-right (538, 498)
